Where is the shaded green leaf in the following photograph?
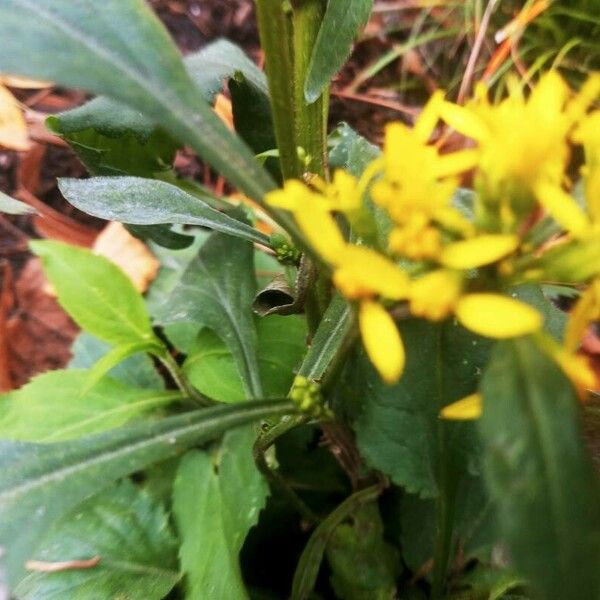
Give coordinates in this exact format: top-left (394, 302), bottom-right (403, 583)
top-left (345, 319), bottom-right (491, 497)
top-left (184, 315), bottom-right (307, 403)
top-left (58, 176), bottom-right (270, 246)
top-left (69, 332), bottom-right (165, 390)
top-left (0, 398), bottom-right (295, 586)
top-left (328, 123), bottom-right (379, 177)
top-left (46, 97), bottom-right (177, 177)
top-left (0, 369), bottom-right (181, 442)
top-left (305, 0), bottom-right (374, 103)
top-left (325, 503), bottom-right (400, 600)
top-left (31, 240), bottom-right (156, 345)
top-left (0, 0), bottom-right (275, 202)
top-left (160, 229), bottom-right (263, 397)
top-left (173, 426), bottom-right (268, 599)
top-left (185, 38), bottom-right (268, 102)
top-left (480, 339), bottom-right (600, 600)
top-left (15, 480), bottom-right (179, 600)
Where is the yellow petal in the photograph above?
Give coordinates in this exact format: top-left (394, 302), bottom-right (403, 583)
top-left (456, 293), bottom-right (543, 338)
top-left (359, 300), bottom-right (405, 384)
top-left (565, 281), bottom-right (600, 353)
top-left (334, 245), bottom-right (410, 300)
top-left (554, 350), bottom-right (597, 397)
top-left (533, 181), bottom-right (591, 238)
top-left (0, 84), bottom-right (28, 151)
top-left (434, 149), bottom-right (480, 178)
top-left (295, 206), bottom-right (347, 265)
top-left (413, 90), bottom-right (444, 143)
top-left (440, 393), bottom-right (482, 420)
top-left (439, 101), bottom-right (489, 141)
top-left (440, 234), bottom-right (519, 269)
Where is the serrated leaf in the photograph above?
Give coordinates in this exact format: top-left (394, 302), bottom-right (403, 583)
top-left (305, 0), bottom-right (373, 103)
top-left (0, 398), bottom-right (294, 587)
top-left (46, 96), bottom-right (177, 177)
top-left (58, 176), bottom-right (270, 246)
top-left (15, 480), bottom-right (179, 600)
top-left (31, 240), bottom-right (156, 345)
top-left (480, 339), bottom-right (600, 600)
top-left (185, 38), bottom-right (268, 102)
top-left (160, 229), bottom-right (263, 397)
top-left (0, 191), bottom-right (35, 215)
top-left (0, 0), bottom-right (275, 202)
top-left (184, 315), bottom-right (307, 403)
top-left (173, 426), bottom-right (268, 599)
top-left (0, 369), bottom-right (181, 442)
top-left (346, 319), bottom-right (491, 497)
top-left (69, 332), bottom-right (165, 390)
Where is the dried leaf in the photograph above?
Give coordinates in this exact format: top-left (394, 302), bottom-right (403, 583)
top-left (0, 84), bottom-right (28, 151)
top-left (92, 222), bottom-right (160, 292)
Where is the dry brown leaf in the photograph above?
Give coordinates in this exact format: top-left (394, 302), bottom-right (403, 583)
top-left (93, 222), bottom-right (160, 293)
top-left (214, 93), bottom-right (234, 130)
top-left (0, 84), bottom-right (29, 151)
top-left (0, 74), bottom-right (53, 89)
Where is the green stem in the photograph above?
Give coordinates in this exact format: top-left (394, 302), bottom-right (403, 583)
top-left (159, 352), bottom-right (212, 407)
top-left (254, 0), bottom-right (301, 180)
top-left (292, 0), bottom-right (329, 179)
top-left (253, 413), bottom-right (318, 525)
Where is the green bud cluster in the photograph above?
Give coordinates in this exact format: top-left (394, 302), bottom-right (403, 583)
top-left (271, 232), bottom-right (302, 266)
top-left (289, 375), bottom-right (331, 418)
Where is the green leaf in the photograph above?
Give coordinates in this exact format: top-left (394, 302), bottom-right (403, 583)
top-left (345, 319), bottom-right (491, 497)
top-left (69, 332), bottom-right (165, 390)
top-left (305, 0), bottom-right (374, 103)
top-left (298, 294), bottom-right (355, 385)
top-left (0, 191), bottom-right (36, 215)
top-left (0, 369), bottom-right (181, 442)
top-left (31, 240), bottom-right (156, 345)
top-left (173, 426), bottom-right (268, 599)
top-left (325, 503), bottom-right (400, 600)
top-left (185, 38), bottom-right (269, 102)
top-left (160, 229), bottom-right (263, 397)
top-left (58, 176), bottom-right (270, 246)
top-left (184, 315), bottom-right (307, 403)
top-left (512, 283), bottom-right (566, 341)
top-left (480, 339), bottom-right (600, 600)
top-left (292, 486), bottom-right (381, 600)
top-left (0, 0), bottom-right (275, 203)
top-left (47, 97), bottom-right (177, 177)
top-left (328, 123), bottom-right (379, 177)
top-left (83, 339), bottom-right (164, 393)
top-left (0, 398), bottom-right (295, 587)
top-left (15, 480), bottom-right (179, 599)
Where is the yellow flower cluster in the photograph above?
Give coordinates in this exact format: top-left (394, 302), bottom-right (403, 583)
top-left (267, 72), bottom-right (600, 416)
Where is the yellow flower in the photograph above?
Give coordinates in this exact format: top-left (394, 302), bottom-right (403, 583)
top-left (409, 270), bottom-right (462, 321)
top-left (564, 279), bottom-right (600, 354)
top-left (333, 245), bottom-right (410, 300)
top-left (440, 393), bottom-right (482, 420)
top-left (267, 179), bottom-right (347, 263)
top-left (440, 72), bottom-right (600, 230)
top-left (370, 92), bottom-right (478, 235)
top-left (359, 300), bottom-right (405, 384)
top-left (573, 111), bottom-right (600, 225)
top-left (440, 234), bottom-right (520, 269)
top-left (388, 216), bottom-right (442, 261)
top-left (455, 293), bottom-right (543, 338)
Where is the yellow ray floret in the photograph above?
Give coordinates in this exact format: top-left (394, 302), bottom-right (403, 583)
top-left (455, 293), bottom-right (543, 338)
top-left (440, 393), bottom-right (482, 420)
top-left (440, 234), bottom-right (520, 269)
top-left (359, 300), bottom-right (405, 383)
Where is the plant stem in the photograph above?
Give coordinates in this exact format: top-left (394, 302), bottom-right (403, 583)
top-left (254, 0), bottom-right (301, 180)
top-left (292, 0), bottom-right (329, 179)
top-left (159, 351), bottom-right (212, 407)
top-left (253, 413), bottom-right (319, 525)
